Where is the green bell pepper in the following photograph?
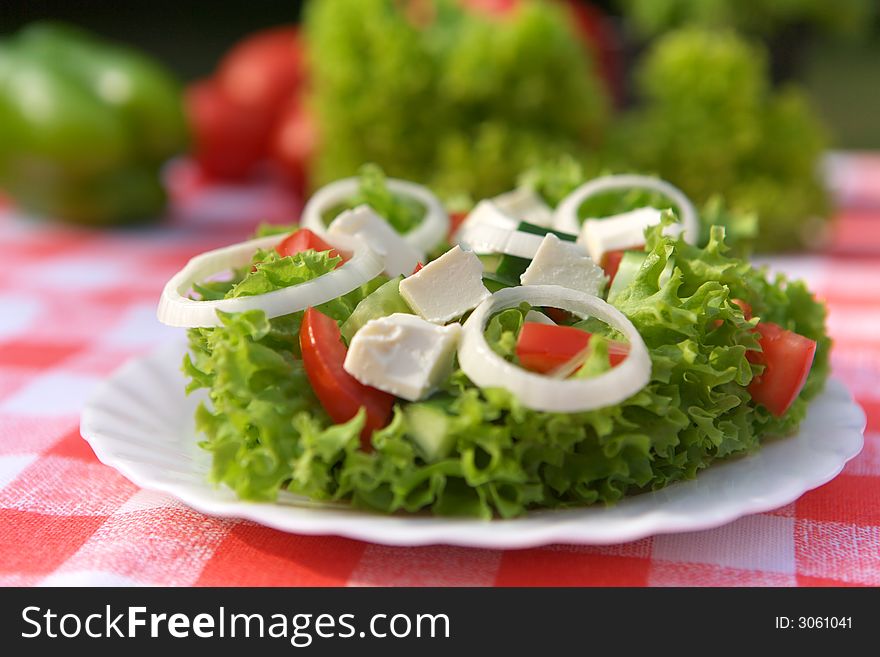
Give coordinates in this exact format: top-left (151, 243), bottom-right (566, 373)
top-left (0, 22), bottom-right (187, 226)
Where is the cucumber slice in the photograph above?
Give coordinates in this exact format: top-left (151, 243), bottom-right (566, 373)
top-left (404, 403), bottom-right (455, 462)
top-left (340, 276), bottom-right (412, 342)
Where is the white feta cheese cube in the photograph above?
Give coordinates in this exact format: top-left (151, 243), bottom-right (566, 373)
top-left (492, 187), bottom-right (553, 227)
top-left (455, 200), bottom-right (518, 241)
top-left (519, 233), bottom-right (606, 296)
top-left (577, 207), bottom-right (676, 264)
top-left (399, 245), bottom-right (491, 323)
top-left (343, 313), bottom-right (462, 401)
top-left (328, 204), bottom-right (424, 277)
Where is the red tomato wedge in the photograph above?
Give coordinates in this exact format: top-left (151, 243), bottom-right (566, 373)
top-left (276, 228), bottom-right (347, 265)
top-left (601, 249), bottom-right (627, 283)
top-left (746, 322), bottom-right (817, 417)
top-left (515, 322), bottom-right (628, 375)
top-left (411, 262), bottom-right (424, 275)
top-left (299, 308), bottom-right (394, 446)
top-left (447, 211), bottom-right (468, 240)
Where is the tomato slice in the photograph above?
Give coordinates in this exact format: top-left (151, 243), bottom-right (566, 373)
top-left (299, 307), bottom-right (394, 446)
top-left (411, 262), bottom-right (424, 275)
top-left (515, 322), bottom-right (628, 374)
top-left (746, 322), bottom-right (817, 417)
top-left (276, 228), bottom-right (347, 265)
top-left (447, 211), bottom-right (468, 240)
top-left (601, 249), bottom-right (628, 283)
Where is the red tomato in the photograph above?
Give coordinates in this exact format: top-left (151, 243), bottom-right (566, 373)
top-left (185, 79), bottom-right (266, 181)
top-left (269, 98), bottom-right (318, 196)
top-left (746, 322), bottom-right (817, 417)
top-left (411, 262), bottom-right (424, 275)
top-left (447, 211), bottom-right (468, 240)
top-left (515, 322), bottom-right (628, 374)
top-left (299, 308), bottom-right (394, 446)
top-left (276, 228), bottom-right (347, 265)
top-left (602, 249), bottom-right (627, 283)
top-left (217, 26), bottom-right (306, 123)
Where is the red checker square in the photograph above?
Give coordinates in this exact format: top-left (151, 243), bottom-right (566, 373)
top-left (0, 509), bottom-right (105, 575)
top-left (796, 574), bottom-right (868, 587)
top-left (0, 340), bottom-right (85, 370)
top-left (46, 428), bottom-right (99, 463)
top-left (1, 232), bottom-right (93, 261)
top-left (0, 455), bottom-right (137, 515)
top-left (648, 562), bottom-right (796, 587)
top-left (495, 548), bottom-right (651, 586)
top-left (858, 399), bottom-right (880, 434)
top-left (795, 474), bottom-right (880, 526)
top-left (58, 345), bottom-right (143, 377)
top-left (0, 415), bottom-right (77, 456)
top-left (794, 519), bottom-right (880, 585)
top-left (53, 506), bottom-right (232, 586)
top-left (196, 522), bottom-right (367, 587)
top-left (80, 288), bottom-right (164, 307)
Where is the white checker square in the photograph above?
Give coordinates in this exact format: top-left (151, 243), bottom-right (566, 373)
top-left (651, 514), bottom-right (795, 574)
top-left (0, 372), bottom-right (102, 416)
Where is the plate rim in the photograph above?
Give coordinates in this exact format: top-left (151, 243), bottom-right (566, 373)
top-left (80, 338), bottom-right (866, 549)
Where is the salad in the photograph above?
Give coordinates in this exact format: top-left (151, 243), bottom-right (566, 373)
top-left (158, 168), bottom-right (829, 519)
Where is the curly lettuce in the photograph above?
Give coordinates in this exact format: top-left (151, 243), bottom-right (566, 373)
top-left (184, 225), bottom-right (829, 517)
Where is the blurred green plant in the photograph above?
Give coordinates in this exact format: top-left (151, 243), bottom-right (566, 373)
top-left (305, 2), bottom-right (832, 251)
top-left (609, 28), bottom-right (829, 250)
top-left (305, 0), bottom-right (608, 201)
top-left (617, 0), bottom-right (876, 40)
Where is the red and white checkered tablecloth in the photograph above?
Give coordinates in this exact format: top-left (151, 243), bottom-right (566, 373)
top-left (0, 157), bottom-right (878, 587)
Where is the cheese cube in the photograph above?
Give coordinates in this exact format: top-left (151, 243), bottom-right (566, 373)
top-left (492, 187), bottom-right (553, 227)
top-left (576, 207), bottom-right (675, 264)
top-left (520, 233), bottom-right (606, 296)
top-left (328, 205), bottom-right (423, 277)
top-left (455, 199), bottom-right (518, 241)
top-left (399, 245), bottom-right (491, 323)
top-left (344, 313), bottom-right (462, 401)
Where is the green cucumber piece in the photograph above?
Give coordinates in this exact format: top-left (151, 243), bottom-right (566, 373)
top-left (607, 251), bottom-right (648, 302)
top-left (404, 403), bottom-right (455, 462)
top-left (340, 276), bottom-right (412, 342)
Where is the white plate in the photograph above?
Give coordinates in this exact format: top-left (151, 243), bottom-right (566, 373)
top-left (80, 338), bottom-right (865, 549)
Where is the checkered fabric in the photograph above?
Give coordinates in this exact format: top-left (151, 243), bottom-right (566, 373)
top-left (0, 157), bottom-right (878, 587)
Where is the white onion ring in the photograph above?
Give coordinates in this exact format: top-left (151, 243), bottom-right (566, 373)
top-left (455, 223), bottom-right (547, 259)
top-left (459, 285), bottom-right (652, 413)
top-left (157, 232), bottom-right (384, 328)
top-left (301, 177), bottom-right (449, 254)
top-left (552, 174), bottom-right (699, 245)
